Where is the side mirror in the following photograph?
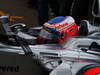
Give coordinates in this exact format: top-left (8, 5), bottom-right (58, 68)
top-left (92, 0), bottom-right (100, 17)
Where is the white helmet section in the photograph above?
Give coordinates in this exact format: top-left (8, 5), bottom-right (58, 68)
top-left (39, 29), bottom-right (53, 40)
top-left (44, 16), bottom-right (75, 26)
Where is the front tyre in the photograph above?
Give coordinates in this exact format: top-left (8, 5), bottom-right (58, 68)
top-left (76, 64), bottom-right (100, 75)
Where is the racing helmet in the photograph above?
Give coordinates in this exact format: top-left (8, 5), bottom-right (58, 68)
top-left (37, 16), bottom-right (78, 44)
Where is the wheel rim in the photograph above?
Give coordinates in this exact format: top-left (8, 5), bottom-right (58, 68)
top-left (83, 67), bottom-right (100, 75)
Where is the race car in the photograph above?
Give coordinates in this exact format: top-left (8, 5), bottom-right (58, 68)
top-left (0, 13), bottom-right (100, 75)
top-left (0, 33), bottom-right (100, 75)
top-left (0, 16), bottom-right (100, 74)
top-left (0, 0), bottom-right (100, 75)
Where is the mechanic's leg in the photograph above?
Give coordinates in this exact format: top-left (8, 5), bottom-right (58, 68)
top-left (38, 0), bottom-right (49, 25)
top-left (59, 0), bottom-right (74, 16)
top-left (71, 0), bottom-right (90, 24)
top-left (49, 0), bottom-right (60, 16)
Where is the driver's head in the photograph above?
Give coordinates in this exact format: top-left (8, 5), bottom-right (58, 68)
top-left (37, 16), bottom-right (77, 44)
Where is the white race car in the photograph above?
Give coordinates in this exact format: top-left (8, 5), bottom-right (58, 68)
top-left (0, 0), bottom-right (100, 75)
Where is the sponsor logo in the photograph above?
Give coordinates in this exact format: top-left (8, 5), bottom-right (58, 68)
top-left (0, 65), bottom-right (19, 72)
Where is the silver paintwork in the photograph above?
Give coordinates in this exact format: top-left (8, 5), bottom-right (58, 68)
top-left (29, 35), bottom-right (100, 71)
top-left (0, 24), bottom-right (100, 74)
top-left (50, 62), bottom-right (98, 75)
top-left (0, 35), bottom-right (100, 71)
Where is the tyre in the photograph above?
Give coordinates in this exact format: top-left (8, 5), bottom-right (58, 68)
top-left (76, 64), bottom-right (100, 75)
